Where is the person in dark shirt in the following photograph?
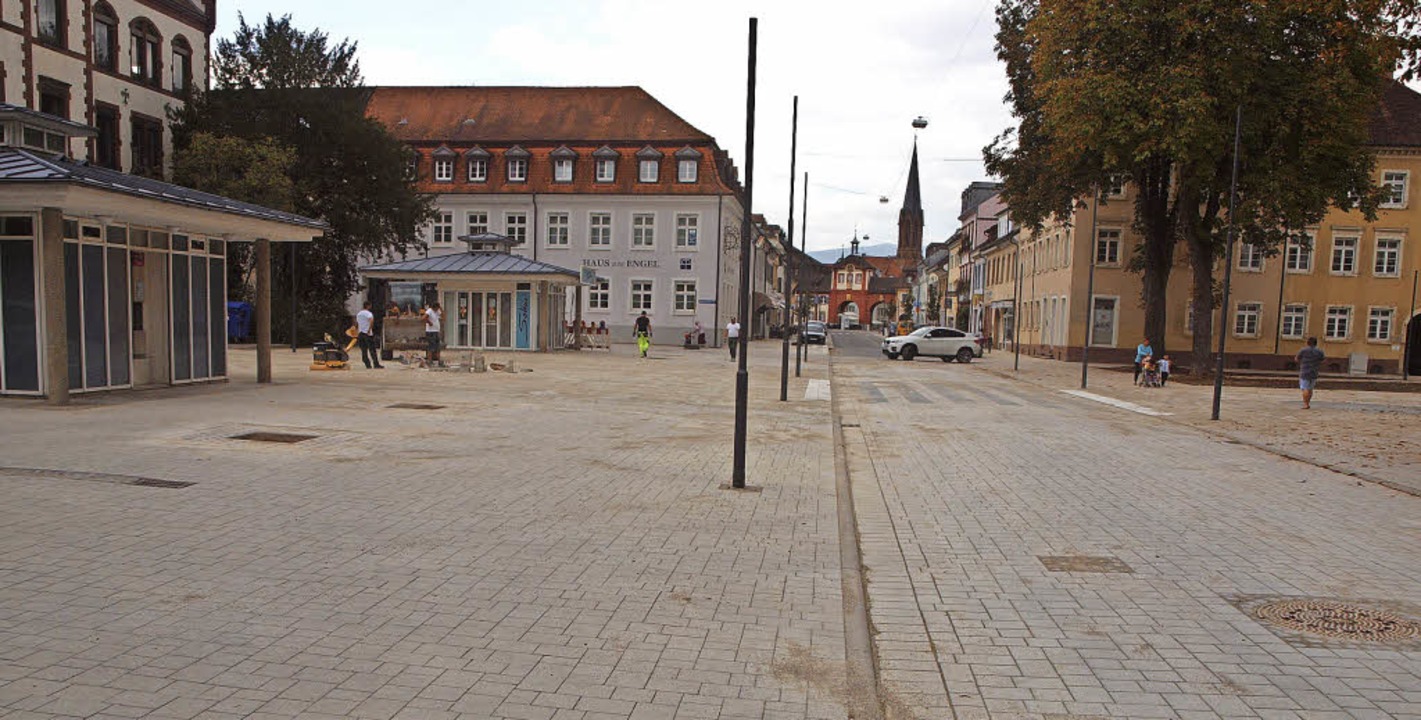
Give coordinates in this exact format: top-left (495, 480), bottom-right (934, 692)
top-left (633, 311), bottom-right (652, 358)
top-left (1295, 336), bottom-right (1326, 409)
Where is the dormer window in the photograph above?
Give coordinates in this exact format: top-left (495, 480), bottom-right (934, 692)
top-left (465, 146), bottom-right (490, 182)
top-left (506, 145), bottom-right (530, 183)
top-left (636, 146), bottom-right (663, 183)
top-left (432, 145), bottom-right (456, 182)
top-left (593, 146), bottom-right (618, 183)
top-left (129, 18), bottom-right (162, 87)
top-left (551, 145), bottom-right (577, 183)
top-left (675, 146), bottom-right (702, 183)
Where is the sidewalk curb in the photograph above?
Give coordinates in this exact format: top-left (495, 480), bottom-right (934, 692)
top-left (826, 341), bottom-right (885, 720)
top-left (975, 364), bottom-right (1421, 499)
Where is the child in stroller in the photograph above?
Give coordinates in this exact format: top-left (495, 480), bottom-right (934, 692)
top-left (1140, 355), bottom-right (1162, 388)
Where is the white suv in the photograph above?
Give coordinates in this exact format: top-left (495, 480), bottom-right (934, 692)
top-left (882, 326), bottom-right (984, 363)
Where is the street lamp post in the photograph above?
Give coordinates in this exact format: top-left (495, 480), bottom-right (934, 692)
top-left (1080, 187), bottom-right (1100, 389)
top-left (1211, 106), bottom-right (1244, 422)
top-left (731, 17), bottom-right (758, 489)
top-left (779, 96), bottom-right (798, 402)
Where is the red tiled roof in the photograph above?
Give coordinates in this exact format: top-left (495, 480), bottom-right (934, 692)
top-left (1370, 80), bottom-right (1421, 147)
top-left (368, 86), bottom-right (713, 144)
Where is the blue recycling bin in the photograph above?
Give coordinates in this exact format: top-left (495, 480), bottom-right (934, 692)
top-left (227, 301), bottom-right (253, 342)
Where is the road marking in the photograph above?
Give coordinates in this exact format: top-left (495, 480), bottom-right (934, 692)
top-left (899, 384), bottom-right (931, 404)
top-left (960, 384), bottom-right (1020, 406)
top-left (804, 379), bottom-right (831, 401)
top-left (860, 382), bottom-right (887, 403)
top-left (1061, 389), bottom-right (1173, 416)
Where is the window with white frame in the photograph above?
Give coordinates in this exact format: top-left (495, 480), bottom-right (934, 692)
top-left (1233, 302), bottom-right (1261, 337)
top-left (852, 271), bottom-right (863, 289)
top-left (434, 157), bottom-right (454, 182)
top-left (546, 213), bottom-right (569, 247)
top-left (1382, 170), bottom-right (1408, 208)
top-left (1285, 234), bottom-right (1313, 272)
top-left (1368, 307), bottom-right (1394, 341)
top-left (431, 211), bottom-right (453, 245)
top-left (674, 280), bottom-right (697, 313)
top-left (630, 280), bottom-right (653, 311)
top-left (675, 214), bottom-right (698, 249)
top-left (508, 158), bottom-right (528, 182)
top-left (836, 271), bottom-right (847, 289)
top-left (1238, 242), bottom-right (1263, 271)
top-left (638, 159), bottom-right (659, 183)
top-left (1325, 306), bottom-right (1352, 340)
top-left (468, 158), bottom-right (487, 182)
top-left (632, 213), bottom-right (655, 248)
top-left (679, 257), bottom-right (692, 271)
top-left (1375, 237), bottom-right (1401, 277)
top-left (1331, 235), bottom-right (1358, 274)
top-left (1105, 174), bottom-right (1125, 198)
top-left (467, 211), bottom-right (488, 236)
top-left (1281, 304), bottom-right (1308, 339)
top-left (595, 159), bottom-right (615, 182)
top-left (1095, 229), bottom-right (1121, 265)
top-left (553, 158), bottom-right (573, 183)
top-left (589, 213), bottom-right (612, 248)
top-left (588, 280), bottom-right (609, 310)
top-left (505, 212), bottom-right (527, 245)
top-left (678, 159), bottom-right (698, 183)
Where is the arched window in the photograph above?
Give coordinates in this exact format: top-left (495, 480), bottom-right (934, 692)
top-left (171, 36), bottom-right (193, 93)
top-left (129, 18), bottom-right (162, 87)
top-left (37, 0), bottom-right (66, 46)
top-left (93, 2), bottom-right (118, 70)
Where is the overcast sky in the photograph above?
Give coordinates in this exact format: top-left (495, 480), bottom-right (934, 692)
top-left (216, 0), bottom-right (1012, 255)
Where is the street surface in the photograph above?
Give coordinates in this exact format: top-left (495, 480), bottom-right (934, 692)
top-left (0, 334), bottom-right (1417, 720)
top-left (831, 329), bottom-right (1421, 719)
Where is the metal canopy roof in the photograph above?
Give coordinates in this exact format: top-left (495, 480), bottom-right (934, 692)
top-left (362, 251), bottom-right (579, 277)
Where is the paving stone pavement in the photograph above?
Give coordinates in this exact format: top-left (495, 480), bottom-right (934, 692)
top-left (833, 350), bottom-right (1421, 720)
top-left (0, 342), bottom-right (849, 720)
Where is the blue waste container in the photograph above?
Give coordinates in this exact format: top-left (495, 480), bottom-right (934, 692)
top-left (227, 301), bottom-right (253, 342)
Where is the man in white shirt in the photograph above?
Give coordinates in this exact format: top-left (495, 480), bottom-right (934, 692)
top-left (424, 302), bottom-right (442, 364)
top-left (726, 317), bottom-right (741, 360)
top-left (355, 301), bottom-right (383, 369)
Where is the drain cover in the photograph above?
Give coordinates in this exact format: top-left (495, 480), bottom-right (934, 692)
top-left (1253, 600), bottom-right (1421, 642)
top-left (387, 403), bottom-right (446, 410)
top-left (231, 431), bottom-right (317, 444)
top-left (1039, 555), bottom-right (1134, 573)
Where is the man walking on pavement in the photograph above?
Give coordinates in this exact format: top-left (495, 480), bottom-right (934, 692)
top-left (634, 311), bottom-right (653, 358)
top-left (356, 301), bottom-right (383, 369)
top-left (1296, 336), bottom-right (1326, 409)
top-left (424, 302), bottom-right (442, 365)
top-left (726, 317), bottom-right (741, 360)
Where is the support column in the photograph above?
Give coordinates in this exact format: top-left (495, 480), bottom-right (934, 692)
top-left (40, 208), bottom-right (68, 405)
top-left (255, 238), bottom-right (272, 383)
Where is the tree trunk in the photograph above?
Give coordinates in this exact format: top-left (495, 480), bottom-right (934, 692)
top-left (1188, 234), bottom-right (1216, 373)
top-left (1136, 155), bottom-right (1175, 356)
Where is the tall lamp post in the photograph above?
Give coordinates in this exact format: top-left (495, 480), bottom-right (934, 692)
top-left (1211, 106), bottom-right (1243, 421)
top-left (731, 18), bottom-right (758, 489)
top-left (1079, 187), bottom-right (1100, 388)
top-left (779, 96), bottom-right (799, 402)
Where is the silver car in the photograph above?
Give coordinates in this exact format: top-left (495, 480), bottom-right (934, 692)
top-left (882, 326), bottom-right (983, 362)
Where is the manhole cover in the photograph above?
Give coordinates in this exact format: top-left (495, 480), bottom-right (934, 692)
top-left (1253, 600), bottom-right (1421, 642)
top-left (387, 403), bottom-right (446, 410)
top-left (1039, 555), bottom-right (1134, 573)
top-left (231, 431), bottom-right (317, 444)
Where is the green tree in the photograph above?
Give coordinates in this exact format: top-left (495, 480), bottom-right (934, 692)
top-left (985, 0), bottom-right (1419, 368)
top-left (171, 13), bottom-right (434, 342)
top-left (926, 283), bottom-right (942, 323)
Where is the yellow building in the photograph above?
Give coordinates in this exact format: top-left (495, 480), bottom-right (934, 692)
top-left (1004, 82), bottom-right (1421, 375)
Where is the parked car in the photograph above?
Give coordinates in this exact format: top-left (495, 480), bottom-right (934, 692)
top-left (882, 326), bottom-right (983, 362)
top-left (803, 321), bottom-right (827, 344)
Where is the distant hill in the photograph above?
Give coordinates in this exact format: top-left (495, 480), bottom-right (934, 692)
top-left (808, 243), bottom-right (897, 263)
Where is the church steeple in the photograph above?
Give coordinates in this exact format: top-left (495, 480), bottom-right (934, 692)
top-left (897, 141), bottom-right (924, 261)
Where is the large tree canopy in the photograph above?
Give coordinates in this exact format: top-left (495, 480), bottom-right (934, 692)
top-left (985, 0), bottom-right (1418, 366)
top-left (171, 13), bottom-right (433, 342)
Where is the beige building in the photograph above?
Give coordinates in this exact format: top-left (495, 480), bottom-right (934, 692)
top-left (1002, 82), bottom-right (1421, 374)
top-left (2, 0), bottom-right (211, 178)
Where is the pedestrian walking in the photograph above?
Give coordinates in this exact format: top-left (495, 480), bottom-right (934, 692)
top-left (1296, 337), bottom-right (1326, 409)
top-left (1134, 337), bottom-right (1154, 385)
top-left (1158, 355), bottom-right (1171, 386)
top-left (726, 317), bottom-right (741, 359)
top-left (634, 311), bottom-right (652, 358)
top-left (423, 302), bottom-right (442, 365)
top-left (356, 301), bottom-right (383, 369)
